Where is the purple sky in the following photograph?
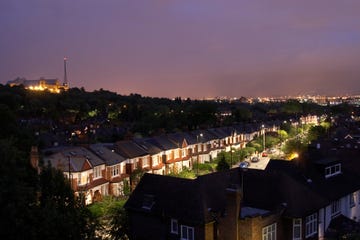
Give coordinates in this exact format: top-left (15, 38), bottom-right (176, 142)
top-left (1, 0), bottom-right (360, 99)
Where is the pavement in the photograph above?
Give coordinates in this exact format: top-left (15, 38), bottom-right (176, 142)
top-left (247, 157), bottom-right (270, 170)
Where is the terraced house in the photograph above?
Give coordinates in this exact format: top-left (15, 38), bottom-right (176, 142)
top-left (42, 123), bottom-right (277, 204)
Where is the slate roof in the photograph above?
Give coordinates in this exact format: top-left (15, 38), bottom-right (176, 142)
top-left (143, 135), bottom-right (179, 151)
top-left (126, 156), bottom-right (360, 223)
top-left (43, 146), bottom-right (104, 172)
top-left (255, 159), bottom-right (360, 217)
top-left (133, 138), bottom-right (162, 155)
top-left (167, 132), bottom-right (198, 145)
top-left (125, 170), bottom-right (240, 225)
top-left (88, 143), bottom-right (126, 166)
top-left (114, 140), bottom-right (148, 158)
top-left (190, 130), bottom-right (216, 143)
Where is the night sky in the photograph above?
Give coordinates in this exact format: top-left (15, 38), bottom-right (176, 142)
top-left (1, 0), bottom-right (360, 98)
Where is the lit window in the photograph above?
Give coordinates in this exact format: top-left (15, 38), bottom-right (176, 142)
top-left (77, 173), bottom-right (81, 185)
top-left (152, 156), bottom-right (159, 166)
top-left (262, 223), bottom-right (276, 240)
top-left (293, 219), bottom-right (302, 240)
top-left (305, 213), bottom-right (317, 237)
top-left (181, 225), bottom-right (194, 240)
top-left (111, 165), bottom-right (120, 177)
top-left (174, 150), bottom-right (179, 159)
top-left (182, 149), bottom-right (187, 158)
top-left (325, 164), bottom-right (341, 178)
top-left (93, 166), bottom-right (101, 179)
top-left (142, 158), bottom-right (150, 168)
top-left (171, 219), bottom-right (178, 234)
top-left (331, 199), bottom-right (341, 218)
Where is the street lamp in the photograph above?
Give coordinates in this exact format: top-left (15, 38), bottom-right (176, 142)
top-left (230, 131), bottom-right (233, 168)
top-left (239, 164), bottom-right (248, 198)
top-left (262, 124), bottom-right (265, 153)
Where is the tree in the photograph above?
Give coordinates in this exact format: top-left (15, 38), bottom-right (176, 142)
top-left (282, 138), bottom-right (306, 156)
top-left (277, 130), bottom-right (288, 141)
top-left (0, 139), bottom-right (38, 240)
top-left (216, 154), bottom-right (230, 171)
top-left (109, 203), bottom-right (130, 240)
top-left (307, 125), bottom-right (327, 142)
top-left (37, 164), bottom-right (99, 240)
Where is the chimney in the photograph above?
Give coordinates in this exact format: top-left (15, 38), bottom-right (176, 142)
top-left (219, 184), bottom-right (241, 240)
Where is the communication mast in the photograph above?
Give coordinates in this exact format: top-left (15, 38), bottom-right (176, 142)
top-left (63, 57), bottom-right (69, 88)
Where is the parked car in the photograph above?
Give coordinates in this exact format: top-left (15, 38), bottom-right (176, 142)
top-left (251, 157), bottom-right (260, 163)
top-left (262, 152), bottom-right (268, 157)
top-left (269, 148), bottom-right (276, 153)
top-left (239, 161), bottom-right (250, 168)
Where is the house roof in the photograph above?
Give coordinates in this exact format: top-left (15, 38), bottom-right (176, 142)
top-left (206, 128), bottom-right (229, 139)
top-left (114, 140), bottom-right (148, 158)
top-left (43, 146), bottom-right (104, 172)
top-left (190, 130), bottom-right (216, 143)
top-left (125, 170), bottom-right (241, 225)
top-left (133, 138), bottom-right (163, 155)
top-left (144, 135), bottom-right (179, 151)
top-left (88, 143), bottom-right (126, 166)
top-left (253, 160), bottom-right (360, 217)
top-left (167, 132), bottom-right (197, 146)
top-left (125, 174), bottom-right (204, 225)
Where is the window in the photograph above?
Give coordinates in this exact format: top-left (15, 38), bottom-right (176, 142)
top-left (171, 219), bottom-right (178, 234)
top-left (142, 194), bottom-right (155, 210)
top-left (174, 150), bottom-right (179, 159)
top-left (331, 199), bottom-right (341, 218)
top-left (325, 163), bottom-right (341, 178)
top-left (93, 166), bottom-right (101, 179)
top-left (181, 225), bottom-right (194, 240)
top-left (142, 157), bottom-right (150, 168)
top-left (182, 149), bottom-right (187, 158)
top-left (262, 223), bottom-right (276, 240)
top-left (305, 213), bottom-right (317, 237)
top-left (111, 165), bottom-right (120, 177)
top-left (293, 219), bottom-right (302, 240)
top-left (349, 193), bottom-right (355, 208)
top-left (152, 156), bottom-right (159, 166)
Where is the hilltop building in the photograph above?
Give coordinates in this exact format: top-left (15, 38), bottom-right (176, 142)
top-left (7, 77), bottom-right (68, 93)
top-left (6, 57), bottom-right (70, 93)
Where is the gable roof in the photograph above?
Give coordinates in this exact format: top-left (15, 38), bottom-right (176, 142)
top-left (167, 132), bottom-right (198, 145)
top-left (88, 143), bottom-right (126, 166)
top-left (258, 159), bottom-right (360, 216)
top-left (133, 138), bottom-right (163, 155)
top-left (114, 140), bottom-right (148, 158)
top-left (125, 170), bottom-right (241, 225)
top-left (43, 146), bottom-right (104, 172)
top-left (144, 135), bottom-right (179, 151)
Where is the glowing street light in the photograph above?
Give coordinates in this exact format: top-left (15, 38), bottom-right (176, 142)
top-left (262, 124), bottom-right (265, 152)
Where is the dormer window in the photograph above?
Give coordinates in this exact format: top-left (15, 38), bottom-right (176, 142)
top-left (142, 194), bottom-right (155, 210)
top-left (325, 163), bottom-right (341, 178)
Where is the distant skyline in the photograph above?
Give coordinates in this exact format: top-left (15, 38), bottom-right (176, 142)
top-left (1, 0), bottom-right (360, 99)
